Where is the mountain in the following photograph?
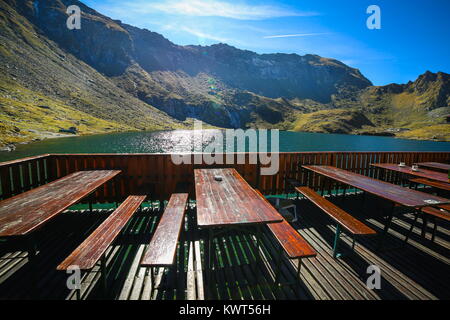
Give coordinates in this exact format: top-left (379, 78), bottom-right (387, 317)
top-left (330, 71), bottom-right (450, 140)
top-left (0, 0), bottom-right (448, 148)
top-left (0, 0), bottom-right (188, 148)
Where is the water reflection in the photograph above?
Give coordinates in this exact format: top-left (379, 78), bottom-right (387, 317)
top-left (0, 129), bottom-right (449, 162)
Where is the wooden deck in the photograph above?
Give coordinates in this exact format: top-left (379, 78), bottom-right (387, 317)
top-left (0, 190), bottom-right (449, 300)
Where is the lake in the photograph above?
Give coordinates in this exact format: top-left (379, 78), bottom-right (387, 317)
top-left (1, 130), bottom-right (449, 162)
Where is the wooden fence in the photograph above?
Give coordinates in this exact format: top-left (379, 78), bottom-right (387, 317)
top-left (0, 152), bottom-right (448, 203)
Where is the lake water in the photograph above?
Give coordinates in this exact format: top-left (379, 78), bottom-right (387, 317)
top-left (1, 130), bottom-right (449, 162)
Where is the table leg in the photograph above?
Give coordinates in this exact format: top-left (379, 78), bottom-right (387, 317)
top-left (332, 224), bottom-right (342, 258)
top-left (26, 235), bottom-right (38, 298)
top-left (274, 249), bottom-right (283, 286)
top-left (421, 215), bottom-right (428, 238)
top-left (361, 190), bottom-right (366, 210)
top-left (404, 210), bottom-right (420, 245)
top-left (101, 254), bottom-right (107, 297)
top-left (431, 217), bottom-right (438, 243)
top-left (254, 226), bottom-right (264, 280)
top-left (377, 202), bottom-right (395, 250)
top-left (206, 229), bottom-right (214, 299)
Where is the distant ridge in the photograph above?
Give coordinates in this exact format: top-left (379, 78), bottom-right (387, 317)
top-left (0, 0), bottom-right (448, 147)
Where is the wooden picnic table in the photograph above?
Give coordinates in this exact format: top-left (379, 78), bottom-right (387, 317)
top-left (303, 165), bottom-right (449, 208)
top-left (195, 168), bottom-right (282, 298)
top-left (0, 170), bottom-right (121, 238)
top-left (0, 169), bottom-right (120, 294)
top-left (302, 165), bottom-right (450, 248)
top-left (195, 168), bottom-right (282, 228)
top-left (417, 162), bottom-right (450, 172)
top-left (371, 163), bottom-right (449, 183)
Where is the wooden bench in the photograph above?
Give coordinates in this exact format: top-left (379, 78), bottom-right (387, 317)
top-left (140, 193), bottom-right (189, 289)
top-left (255, 189), bottom-right (316, 285)
top-left (408, 204), bottom-right (450, 243)
top-left (296, 186), bottom-right (376, 258)
top-left (57, 195), bottom-right (146, 295)
top-left (410, 178), bottom-right (450, 192)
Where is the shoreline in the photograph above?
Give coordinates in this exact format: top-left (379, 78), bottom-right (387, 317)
top-left (1, 127), bottom-right (449, 153)
top-left (0, 131), bottom-right (78, 152)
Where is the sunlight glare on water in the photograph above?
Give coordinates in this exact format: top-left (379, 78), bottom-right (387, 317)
top-left (0, 129), bottom-right (449, 162)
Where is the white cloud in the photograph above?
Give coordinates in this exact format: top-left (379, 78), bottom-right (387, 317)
top-left (158, 22), bottom-right (234, 43)
top-left (263, 33), bottom-right (329, 39)
top-left (180, 26), bottom-right (231, 42)
top-left (123, 0), bottom-right (318, 20)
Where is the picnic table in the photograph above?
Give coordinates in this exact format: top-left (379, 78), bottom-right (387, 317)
top-left (417, 162), bottom-right (450, 172)
top-left (301, 165), bottom-right (450, 247)
top-left (195, 168), bottom-right (282, 297)
top-left (303, 165), bottom-right (449, 208)
top-left (371, 163), bottom-right (449, 183)
top-left (195, 168), bottom-right (282, 228)
top-left (0, 169), bottom-right (121, 272)
top-left (0, 170), bottom-right (121, 238)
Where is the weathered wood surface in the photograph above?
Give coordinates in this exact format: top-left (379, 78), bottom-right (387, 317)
top-left (372, 163), bottom-right (449, 183)
top-left (418, 162), bottom-right (450, 172)
top-left (302, 165), bottom-right (450, 208)
top-left (266, 220), bottom-right (317, 259)
top-left (195, 168), bottom-right (282, 228)
top-left (420, 206), bottom-right (450, 222)
top-left (141, 193), bottom-right (188, 266)
top-left (2, 195), bottom-right (449, 300)
top-left (1, 152), bottom-right (449, 202)
top-left (254, 189), bottom-right (316, 259)
top-left (410, 178), bottom-right (450, 192)
top-left (57, 195), bottom-right (146, 270)
top-left (0, 170), bottom-right (121, 237)
top-left (0, 154), bottom-right (51, 200)
top-left (296, 186), bottom-right (376, 236)
top-left (0, 154), bottom-right (50, 167)
top-left (1, 191), bottom-right (450, 300)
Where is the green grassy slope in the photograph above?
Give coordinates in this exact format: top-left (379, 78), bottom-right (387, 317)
top-left (0, 0), bottom-right (448, 147)
top-left (0, 0), bottom-right (186, 147)
top-left (292, 109), bottom-right (374, 134)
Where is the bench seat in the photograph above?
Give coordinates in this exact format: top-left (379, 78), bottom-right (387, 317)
top-left (255, 189), bottom-right (316, 285)
top-left (296, 186), bottom-right (376, 235)
top-left (421, 204), bottom-right (450, 222)
top-left (408, 205), bottom-right (450, 243)
top-left (255, 189), bottom-right (316, 259)
top-left (141, 193), bottom-right (189, 267)
top-left (266, 219), bottom-right (317, 259)
top-left (410, 178), bottom-right (450, 192)
top-left (57, 195), bottom-right (146, 271)
top-left (296, 186), bottom-right (376, 257)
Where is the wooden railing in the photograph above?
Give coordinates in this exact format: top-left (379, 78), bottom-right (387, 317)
top-left (0, 152), bottom-right (448, 202)
top-left (0, 154), bottom-right (52, 200)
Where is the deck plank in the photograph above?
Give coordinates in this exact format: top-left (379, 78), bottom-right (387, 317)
top-left (0, 193), bottom-right (449, 300)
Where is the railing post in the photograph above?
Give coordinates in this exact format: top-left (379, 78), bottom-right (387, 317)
top-left (47, 155), bottom-right (58, 182)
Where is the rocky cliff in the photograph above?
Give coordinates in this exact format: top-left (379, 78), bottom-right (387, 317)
top-left (0, 0), bottom-right (448, 147)
top-left (330, 71), bottom-right (450, 140)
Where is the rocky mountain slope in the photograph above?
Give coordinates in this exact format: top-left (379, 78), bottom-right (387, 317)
top-left (0, 0), bottom-right (187, 148)
top-left (0, 0), bottom-right (448, 147)
top-left (330, 71), bottom-right (450, 140)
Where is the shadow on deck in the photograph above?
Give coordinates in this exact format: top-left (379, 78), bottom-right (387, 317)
top-left (0, 192), bottom-right (449, 300)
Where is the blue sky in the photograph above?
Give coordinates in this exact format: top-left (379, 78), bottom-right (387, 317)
top-left (83, 0), bottom-right (450, 86)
